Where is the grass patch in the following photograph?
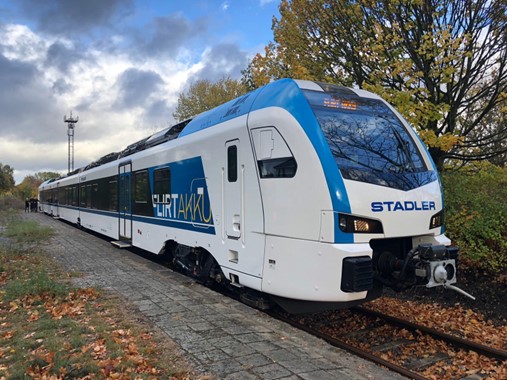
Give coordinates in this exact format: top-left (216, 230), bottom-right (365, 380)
top-left (2, 218), bottom-right (54, 243)
top-left (0, 213), bottom-right (195, 379)
top-left (4, 269), bottom-right (68, 301)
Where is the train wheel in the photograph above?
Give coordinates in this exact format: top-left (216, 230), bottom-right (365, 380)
top-left (198, 251), bottom-right (224, 287)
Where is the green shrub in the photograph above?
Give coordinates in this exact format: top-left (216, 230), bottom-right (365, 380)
top-left (442, 163), bottom-right (507, 274)
top-left (0, 193), bottom-right (24, 211)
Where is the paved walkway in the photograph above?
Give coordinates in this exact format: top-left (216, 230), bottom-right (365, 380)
top-left (32, 213), bottom-right (404, 380)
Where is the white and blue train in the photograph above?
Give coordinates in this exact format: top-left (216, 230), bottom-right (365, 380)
top-left (39, 78), bottom-right (470, 313)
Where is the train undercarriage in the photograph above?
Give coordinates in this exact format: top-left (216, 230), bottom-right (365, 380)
top-left (160, 237), bottom-right (474, 314)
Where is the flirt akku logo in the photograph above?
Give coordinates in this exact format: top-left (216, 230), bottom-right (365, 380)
top-left (152, 187), bottom-right (212, 225)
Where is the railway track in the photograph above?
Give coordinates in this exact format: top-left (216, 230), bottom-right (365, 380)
top-left (113, 243), bottom-right (507, 379)
top-left (45, 214), bottom-right (506, 379)
top-left (354, 306), bottom-right (507, 362)
top-left (269, 306), bottom-right (507, 380)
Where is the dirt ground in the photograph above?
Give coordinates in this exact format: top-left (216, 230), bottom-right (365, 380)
top-left (385, 268), bottom-right (507, 325)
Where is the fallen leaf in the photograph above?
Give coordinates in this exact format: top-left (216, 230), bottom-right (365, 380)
top-left (23, 332), bottom-right (35, 339)
top-left (27, 311), bottom-right (39, 322)
top-left (8, 302), bottom-right (18, 312)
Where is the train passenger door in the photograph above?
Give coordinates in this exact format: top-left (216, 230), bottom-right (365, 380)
top-left (51, 188), bottom-right (58, 216)
top-left (225, 140), bottom-right (242, 239)
top-left (118, 162), bottom-right (132, 242)
top-left (54, 184), bottom-right (60, 217)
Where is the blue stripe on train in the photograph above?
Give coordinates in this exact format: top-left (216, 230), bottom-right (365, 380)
top-left (45, 156), bottom-right (215, 235)
top-left (133, 215), bottom-right (215, 234)
top-left (179, 79), bottom-right (353, 244)
top-left (48, 204), bottom-right (216, 235)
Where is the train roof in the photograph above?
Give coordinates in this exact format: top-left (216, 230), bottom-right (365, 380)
top-left (178, 78), bottom-right (381, 137)
top-left (50, 78), bottom-right (381, 181)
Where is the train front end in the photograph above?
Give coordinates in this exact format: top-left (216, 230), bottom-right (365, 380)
top-left (258, 80), bottom-right (472, 313)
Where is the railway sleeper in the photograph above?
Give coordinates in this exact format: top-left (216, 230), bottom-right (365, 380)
top-left (404, 351), bottom-right (449, 371)
top-left (342, 326), bottom-right (381, 340)
top-left (371, 339), bottom-right (412, 352)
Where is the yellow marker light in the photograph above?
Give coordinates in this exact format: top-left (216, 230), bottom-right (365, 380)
top-left (339, 214), bottom-right (383, 234)
top-left (430, 210), bottom-right (445, 229)
top-left (354, 219), bottom-right (370, 232)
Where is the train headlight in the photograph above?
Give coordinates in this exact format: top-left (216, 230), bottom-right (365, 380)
top-left (338, 214), bottom-right (383, 234)
top-left (430, 210), bottom-right (444, 229)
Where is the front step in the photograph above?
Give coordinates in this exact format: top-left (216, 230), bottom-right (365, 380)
top-left (111, 240), bottom-right (132, 249)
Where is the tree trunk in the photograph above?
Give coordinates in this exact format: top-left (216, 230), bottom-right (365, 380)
top-left (428, 147), bottom-right (445, 172)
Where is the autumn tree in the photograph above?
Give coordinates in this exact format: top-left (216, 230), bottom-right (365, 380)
top-left (16, 175), bottom-right (41, 199)
top-left (34, 171), bottom-right (61, 182)
top-left (245, 0), bottom-right (507, 170)
top-left (173, 76), bottom-right (248, 122)
top-left (0, 163), bottom-right (15, 194)
top-left (15, 172), bottom-right (60, 200)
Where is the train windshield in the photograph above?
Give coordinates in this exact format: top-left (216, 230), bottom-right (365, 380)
top-left (303, 87), bottom-right (437, 190)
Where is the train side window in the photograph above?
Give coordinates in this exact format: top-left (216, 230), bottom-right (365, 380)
top-left (134, 171), bottom-right (152, 216)
top-left (258, 157), bottom-right (297, 178)
top-left (91, 183), bottom-right (99, 209)
top-left (154, 168), bottom-right (171, 201)
top-left (251, 127), bottom-right (297, 179)
top-left (108, 180), bottom-right (118, 211)
top-left (71, 186), bottom-right (78, 206)
top-left (134, 171), bottom-right (148, 203)
top-left (228, 145), bottom-right (238, 182)
top-left (58, 187), bottom-right (65, 205)
top-left (86, 185), bottom-right (92, 208)
top-left (80, 185), bottom-right (86, 207)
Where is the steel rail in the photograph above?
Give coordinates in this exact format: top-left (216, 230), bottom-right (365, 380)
top-left (353, 306), bottom-right (507, 361)
top-left (267, 310), bottom-right (429, 380)
top-left (112, 233), bottom-right (506, 373)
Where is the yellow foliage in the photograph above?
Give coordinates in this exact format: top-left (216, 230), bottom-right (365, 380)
top-left (243, 0), bottom-right (506, 169)
top-left (418, 130), bottom-right (463, 151)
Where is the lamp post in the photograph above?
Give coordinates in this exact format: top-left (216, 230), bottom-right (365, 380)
top-left (64, 112), bottom-right (79, 174)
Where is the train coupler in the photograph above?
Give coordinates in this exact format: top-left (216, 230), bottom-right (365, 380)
top-left (415, 244), bottom-right (475, 300)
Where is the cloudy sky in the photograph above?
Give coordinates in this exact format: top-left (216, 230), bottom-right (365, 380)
top-left (0, 0), bottom-right (279, 183)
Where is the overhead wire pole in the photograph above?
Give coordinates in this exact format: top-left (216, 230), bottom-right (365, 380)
top-left (64, 112), bottom-right (79, 174)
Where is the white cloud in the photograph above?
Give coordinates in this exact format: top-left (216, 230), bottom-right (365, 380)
top-left (0, 1), bottom-right (257, 185)
top-left (0, 24), bottom-right (49, 62)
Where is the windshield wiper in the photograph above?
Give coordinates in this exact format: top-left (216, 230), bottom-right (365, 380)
top-left (392, 127), bottom-right (416, 172)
